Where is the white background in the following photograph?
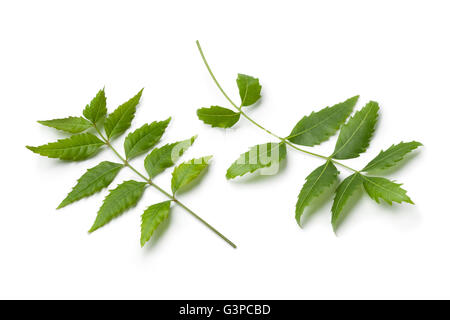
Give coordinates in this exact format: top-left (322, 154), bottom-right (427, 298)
top-left (0, 0), bottom-right (448, 299)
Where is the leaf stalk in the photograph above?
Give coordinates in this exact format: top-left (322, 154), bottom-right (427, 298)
top-left (196, 40), bottom-right (359, 173)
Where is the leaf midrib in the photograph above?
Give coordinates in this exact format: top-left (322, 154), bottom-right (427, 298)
top-left (127, 127), bottom-right (161, 157)
top-left (43, 138), bottom-right (103, 152)
top-left (289, 106), bottom-right (342, 140)
top-left (67, 165), bottom-right (121, 200)
top-left (298, 161), bottom-right (331, 214)
top-left (333, 104), bottom-right (374, 157)
top-left (362, 176), bottom-right (405, 200)
top-left (363, 144), bottom-right (414, 171)
top-left (101, 183), bottom-right (144, 212)
top-left (333, 173), bottom-right (358, 216)
top-left (200, 112), bottom-right (239, 119)
top-left (108, 104), bottom-right (134, 137)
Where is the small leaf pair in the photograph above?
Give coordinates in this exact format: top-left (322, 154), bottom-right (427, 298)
top-left (28, 88), bottom-right (234, 249)
top-left (196, 40), bottom-right (422, 232)
top-left (197, 74), bottom-right (261, 128)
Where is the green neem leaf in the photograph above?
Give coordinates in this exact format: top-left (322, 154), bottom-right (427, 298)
top-left (171, 156), bottom-right (212, 194)
top-left (362, 141), bottom-right (422, 173)
top-left (105, 89), bottom-right (143, 139)
top-left (331, 173), bottom-right (363, 230)
top-left (57, 161), bottom-right (123, 209)
top-left (83, 88), bottom-right (107, 124)
top-left (226, 142), bottom-right (287, 179)
top-left (197, 106), bottom-right (240, 128)
top-left (89, 180), bottom-right (146, 232)
top-left (144, 136), bottom-right (196, 179)
top-left (287, 96), bottom-right (359, 146)
top-left (236, 74), bottom-right (262, 106)
top-left (140, 201), bottom-right (171, 247)
top-left (362, 176), bottom-right (413, 205)
top-left (38, 116), bottom-right (92, 134)
top-left (26, 133), bottom-right (104, 161)
top-left (295, 161), bottom-right (339, 226)
top-left (124, 118), bottom-right (171, 160)
top-left (332, 101), bottom-right (379, 159)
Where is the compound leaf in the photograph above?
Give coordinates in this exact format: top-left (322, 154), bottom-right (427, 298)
top-left (124, 118), bottom-right (171, 160)
top-left (197, 106), bottom-right (240, 128)
top-left (89, 180), bottom-right (146, 232)
top-left (332, 101), bottom-right (379, 159)
top-left (83, 88), bottom-right (107, 124)
top-left (171, 156), bottom-right (212, 194)
top-left (226, 142), bottom-right (287, 179)
top-left (362, 176), bottom-right (413, 205)
top-left (144, 136), bottom-right (196, 179)
top-left (105, 89), bottom-right (143, 139)
top-left (26, 133), bottom-right (104, 161)
top-left (58, 161), bottom-right (123, 209)
top-left (236, 74), bottom-right (261, 106)
top-left (38, 116), bottom-right (92, 134)
top-left (331, 173), bottom-right (363, 230)
top-left (140, 201), bottom-right (171, 247)
top-left (287, 96), bottom-right (359, 146)
top-left (362, 141), bottom-right (422, 173)
top-left (295, 161), bottom-right (339, 226)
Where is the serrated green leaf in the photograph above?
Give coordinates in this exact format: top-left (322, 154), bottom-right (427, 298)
top-left (331, 173), bottom-right (363, 230)
top-left (171, 156), bottom-right (212, 194)
top-left (144, 136), bottom-right (196, 179)
top-left (362, 176), bottom-right (413, 205)
top-left (362, 141), bottom-right (422, 173)
top-left (26, 133), bottom-right (104, 161)
top-left (332, 101), bottom-right (379, 159)
top-left (226, 143), bottom-right (287, 179)
top-left (38, 116), bottom-right (92, 134)
top-left (236, 74), bottom-right (261, 106)
top-left (104, 89), bottom-right (143, 139)
top-left (89, 180), bottom-right (146, 232)
top-left (140, 201), bottom-right (171, 247)
top-left (83, 88), bottom-right (107, 124)
top-left (287, 96), bottom-right (359, 146)
top-left (197, 106), bottom-right (240, 128)
top-left (124, 118), bottom-right (170, 160)
top-left (57, 161), bottom-right (123, 209)
top-left (295, 161), bottom-right (339, 226)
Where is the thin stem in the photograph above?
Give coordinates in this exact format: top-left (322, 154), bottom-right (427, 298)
top-left (196, 40), bottom-right (359, 173)
top-left (92, 123), bottom-right (237, 248)
top-left (196, 40), bottom-right (240, 110)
